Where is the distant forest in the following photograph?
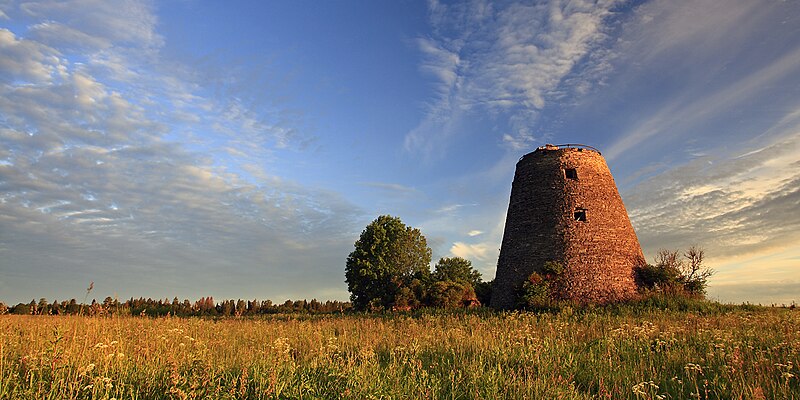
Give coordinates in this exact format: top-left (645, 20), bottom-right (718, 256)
top-left (0, 297), bottom-right (352, 316)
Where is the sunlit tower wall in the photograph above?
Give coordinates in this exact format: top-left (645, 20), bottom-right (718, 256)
top-left (490, 144), bottom-right (645, 309)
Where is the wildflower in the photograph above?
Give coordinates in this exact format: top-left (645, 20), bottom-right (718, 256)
top-left (684, 363), bottom-right (703, 373)
top-left (325, 337), bottom-right (338, 352)
top-left (79, 363), bottom-right (96, 376)
top-left (271, 337), bottom-right (291, 355)
top-left (632, 381), bottom-right (664, 399)
top-left (776, 362), bottom-right (796, 382)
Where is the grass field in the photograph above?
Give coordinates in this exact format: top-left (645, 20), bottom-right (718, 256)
top-left (1, 303), bottom-right (798, 399)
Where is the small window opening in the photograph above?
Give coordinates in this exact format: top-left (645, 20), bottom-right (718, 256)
top-left (565, 168), bottom-right (578, 180)
top-left (574, 208), bottom-right (587, 222)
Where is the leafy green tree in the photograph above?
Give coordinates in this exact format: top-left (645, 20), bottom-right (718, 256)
top-left (432, 257), bottom-right (482, 288)
top-left (345, 215), bottom-right (432, 310)
top-left (427, 257), bottom-right (484, 308)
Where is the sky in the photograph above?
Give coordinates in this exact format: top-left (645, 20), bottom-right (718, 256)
top-left (1, 0), bottom-right (798, 306)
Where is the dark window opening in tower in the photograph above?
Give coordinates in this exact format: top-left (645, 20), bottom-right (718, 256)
top-left (565, 168), bottom-right (578, 180)
top-left (574, 208), bottom-right (587, 222)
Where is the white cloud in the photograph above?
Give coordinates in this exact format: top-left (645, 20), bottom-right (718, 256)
top-left (73, 72), bottom-right (107, 107)
top-left (416, 37), bottom-right (460, 92)
top-left (360, 182), bottom-right (420, 196)
top-left (467, 230), bottom-right (483, 236)
top-left (502, 131), bottom-right (535, 151)
top-left (450, 242), bottom-right (491, 261)
top-left (28, 21), bottom-right (112, 51)
top-left (19, 0), bottom-right (164, 50)
top-left (435, 203), bottom-right (474, 214)
top-left (0, 28), bottom-right (64, 83)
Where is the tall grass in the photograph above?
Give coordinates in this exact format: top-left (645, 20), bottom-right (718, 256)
top-left (1, 305), bottom-right (797, 399)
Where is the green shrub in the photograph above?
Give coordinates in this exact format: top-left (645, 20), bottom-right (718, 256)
top-left (428, 281), bottom-right (476, 308)
top-left (635, 246), bottom-right (714, 297)
top-left (518, 272), bottom-right (550, 309)
top-left (517, 261), bottom-right (565, 311)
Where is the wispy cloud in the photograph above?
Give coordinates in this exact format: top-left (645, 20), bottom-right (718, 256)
top-left (406, 0), bottom-right (622, 158)
top-left (626, 117), bottom-right (800, 275)
top-left (606, 45), bottom-right (800, 160)
top-left (434, 203), bottom-right (476, 214)
top-left (596, 0), bottom-right (800, 161)
top-left (0, 0), bottom-right (360, 302)
top-left (359, 182), bottom-right (420, 196)
top-left (450, 242), bottom-right (491, 262)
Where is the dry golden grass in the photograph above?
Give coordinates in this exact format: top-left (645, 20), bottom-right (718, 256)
top-left (1, 306), bottom-right (798, 399)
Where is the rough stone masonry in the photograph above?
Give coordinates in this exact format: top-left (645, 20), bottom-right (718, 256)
top-left (491, 144), bottom-right (645, 309)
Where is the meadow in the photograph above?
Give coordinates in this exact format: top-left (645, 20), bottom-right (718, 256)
top-left (1, 303), bottom-right (798, 399)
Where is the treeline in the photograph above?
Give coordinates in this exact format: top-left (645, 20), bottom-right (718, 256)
top-left (0, 297), bottom-right (351, 317)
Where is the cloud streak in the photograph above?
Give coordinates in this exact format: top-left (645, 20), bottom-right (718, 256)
top-left (598, 0), bottom-right (800, 161)
top-left (627, 128), bottom-right (800, 258)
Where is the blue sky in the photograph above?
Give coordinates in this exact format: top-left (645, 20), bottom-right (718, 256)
top-left (1, 0), bottom-right (798, 305)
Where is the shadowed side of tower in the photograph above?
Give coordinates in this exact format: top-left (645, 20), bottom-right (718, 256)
top-left (490, 145), bottom-right (645, 309)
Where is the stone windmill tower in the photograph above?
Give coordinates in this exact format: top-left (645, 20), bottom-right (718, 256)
top-left (490, 144), bottom-right (644, 309)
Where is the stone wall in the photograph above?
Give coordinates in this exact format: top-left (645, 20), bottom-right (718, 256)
top-left (490, 146), bottom-right (644, 309)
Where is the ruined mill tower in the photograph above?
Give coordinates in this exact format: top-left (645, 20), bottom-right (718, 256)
top-left (490, 144), bottom-right (645, 309)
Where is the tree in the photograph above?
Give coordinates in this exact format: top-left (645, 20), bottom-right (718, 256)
top-left (635, 246), bottom-right (714, 296)
top-left (37, 298), bottom-right (49, 315)
top-left (428, 257), bottom-right (483, 308)
top-left (636, 249), bottom-right (682, 292)
top-left (345, 215), bottom-right (432, 310)
top-left (681, 246), bottom-right (714, 295)
top-left (12, 303), bottom-right (30, 315)
top-left (432, 257), bottom-right (482, 288)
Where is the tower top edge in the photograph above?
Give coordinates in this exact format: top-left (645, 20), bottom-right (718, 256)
top-left (519, 143), bottom-right (602, 161)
